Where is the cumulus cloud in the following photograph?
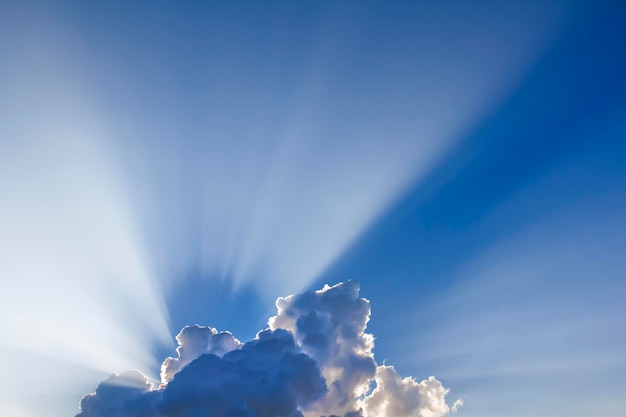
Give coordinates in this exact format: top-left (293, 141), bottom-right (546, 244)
top-left (78, 329), bottom-right (324, 417)
top-left (358, 366), bottom-right (457, 417)
top-left (77, 370), bottom-right (161, 417)
top-left (161, 329), bottom-right (326, 417)
top-left (76, 282), bottom-right (461, 417)
top-left (268, 280), bottom-right (376, 417)
top-left (160, 325), bottom-right (242, 384)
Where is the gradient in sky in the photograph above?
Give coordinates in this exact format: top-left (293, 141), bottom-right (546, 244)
top-left (0, 1), bottom-right (625, 417)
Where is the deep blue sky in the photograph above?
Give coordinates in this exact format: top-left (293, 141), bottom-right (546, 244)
top-left (1, 1), bottom-right (625, 417)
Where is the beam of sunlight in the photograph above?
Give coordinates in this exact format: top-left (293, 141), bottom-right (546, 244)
top-left (204, 5), bottom-right (564, 296)
top-left (0, 12), bottom-right (173, 416)
top-left (111, 3), bottom-right (569, 298)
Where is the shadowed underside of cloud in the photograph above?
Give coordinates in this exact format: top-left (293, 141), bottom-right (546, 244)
top-left (76, 282), bottom-right (460, 417)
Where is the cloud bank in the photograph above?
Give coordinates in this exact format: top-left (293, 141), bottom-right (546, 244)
top-left (77, 282), bottom-right (460, 417)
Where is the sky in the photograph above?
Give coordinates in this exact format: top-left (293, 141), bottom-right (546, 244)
top-left (0, 1), bottom-right (625, 417)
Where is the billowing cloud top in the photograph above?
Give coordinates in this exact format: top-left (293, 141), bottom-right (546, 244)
top-left (160, 325), bottom-right (242, 384)
top-left (77, 282), bottom-right (461, 417)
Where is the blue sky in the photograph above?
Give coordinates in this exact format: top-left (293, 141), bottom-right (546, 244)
top-left (0, 1), bottom-right (625, 417)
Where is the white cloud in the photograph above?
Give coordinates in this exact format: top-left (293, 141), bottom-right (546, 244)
top-left (359, 366), bottom-right (455, 417)
top-left (160, 325), bottom-right (242, 384)
top-left (78, 282), bottom-right (460, 417)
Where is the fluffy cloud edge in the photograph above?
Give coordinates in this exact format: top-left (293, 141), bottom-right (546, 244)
top-left (76, 281), bottom-right (462, 417)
